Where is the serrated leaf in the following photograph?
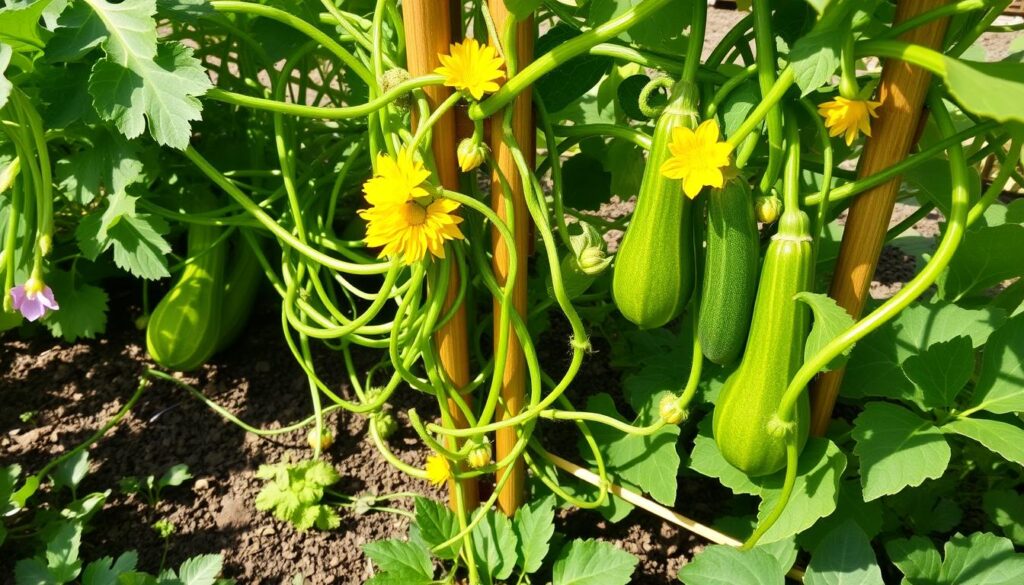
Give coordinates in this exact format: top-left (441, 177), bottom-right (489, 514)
top-left (0, 0), bottom-right (54, 52)
top-left (578, 393), bottom-right (680, 507)
top-left (42, 270), bottom-right (108, 342)
top-left (900, 336), bottom-right (973, 409)
top-left (552, 539), bottom-right (637, 585)
top-left (939, 532), bottom-right (1024, 585)
top-left (177, 554), bottom-right (222, 585)
top-left (789, 30), bottom-right (841, 96)
top-left (983, 490), bottom-right (1024, 545)
top-left (471, 509), bottom-right (517, 585)
top-left (82, 551), bottom-right (138, 585)
top-left (885, 536), bottom-right (941, 585)
top-left (942, 417), bottom-right (1024, 466)
top-left (968, 313), bottom-right (1024, 414)
top-left (677, 545), bottom-right (783, 585)
top-left (363, 540), bottom-right (432, 582)
top-left (412, 497), bottom-right (459, 560)
top-left (803, 520), bottom-right (883, 585)
top-left (796, 292), bottom-right (856, 371)
top-left (55, 129), bottom-right (145, 204)
top-left (47, 2), bottom-right (107, 62)
top-left (514, 495), bottom-right (555, 574)
top-left (75, 192), bottom-right (171, 280)
top-left (852, 402), bottom-right (951, 501)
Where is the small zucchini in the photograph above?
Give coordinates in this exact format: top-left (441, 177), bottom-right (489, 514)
top-left (215, 233), bottom-right (262, 352)
top-left (698, 179), bottom-right (760, 365)
top-left (612, 82), bottom-right (698, 329)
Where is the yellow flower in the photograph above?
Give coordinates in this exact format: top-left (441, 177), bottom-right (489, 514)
top-left (425, 454), bottom-right (451, 486)
top-left (817, 96), bottom-right (882, 146)
top-left (362, 148), bottom-right (432, 207)
top-left (359, 195), bottom-right (465, 265)
top-left (435, 39), bottom-right (506, 101)
top-left (660, 119), bottom-right (735, 199)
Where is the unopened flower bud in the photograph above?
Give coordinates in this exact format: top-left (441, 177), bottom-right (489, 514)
top-left (457, 138), bottom-right (489, 172)
top-left (467, 439), bottom-right (492, 469)
top-left (659, 395), bottom-right (687, 425)
top-left (38, 234), bottom-right (52, 257)
top-left (755, 195), bottom-right (782, 224)
top-left (577, 246), bottom-right (611, 276)
top-left (307, 427), bottom-right (334, 450)
top-left (373, 411), bottom-right (398, 440)
top-left (381, 68), bottom-right (411, 108)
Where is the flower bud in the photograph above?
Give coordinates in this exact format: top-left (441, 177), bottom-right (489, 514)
top-left (659, 395), bottom-right (687, 425)
top-left (134, 314), bottom-right (150, 330)
top-left (467, 440), bottom-right (492, 469)
top-left (307, 427), bottom-right (334, 450)
top-left (754, 195), bottom-right (782, 224)
top-left (577, 246), bottom-right (611, 276)
top-left (457, 138), bottom-right (489, 173)
top-left (373, 411), bottom-right (398, 440)
top-left (380, 68), bottom-right (411, 108)
top-left (38, 234), bottom-right (52, 257)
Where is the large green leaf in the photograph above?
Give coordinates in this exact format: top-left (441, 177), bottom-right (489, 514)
top-left (471, 509), bottom-right (517, 585)
top-left (363, 540), bottom-right (432, 584)
top-left (885, 536), bottom-right (942, 585)
top-left (535, 24), bottom-right (611, 114)
top-left (55, 129), bottom-right (146, 205)
top-left (938, 532), bottom-right (1024, 585)
top-left (983, 490), bottom-right (1024, 546)
top-left (677, 545), bottom-right (784, 585)
top-left (938, 224), bottom-right (1024, 301)
top-left (177, 554), bottom-right (222, 585)
top-left (804, 520), bottom-right (883, 585)
top-left (852, 402), bottom-right (950, 501)
top-left (0, 0), bottom-right (54, 52)
top-left (412, 497), bottom-right (459, 560)
top-left (968, 314), bottom-right (1024, 414)
top-left (943, 56), bottom-right (1024, 125)
top-left (552, 539), bottom-right (637, 585)
top-left (900, 336), bottom-right (973, 409)
top-left (796, 292), bottom-right (856, 372)
top-left (75, 192), bottom-right (172, 280)
top-left (790, 30), bottom-right (841, 96)
top-left (514, 496), bottom-right (555, 574)
top-left (942, 417), bottom-right (1024, 466)
top-left (586, 0), bottom-right (692, 52)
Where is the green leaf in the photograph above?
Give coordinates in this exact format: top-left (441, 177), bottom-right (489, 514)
top-left (803, 520), bottom-right (884, 585)
top-left (177, 554), bottom-right (222, 585)
top-left (796, 292), bottom-right (856, 371)
top-left (471, 509), bottom-right (517, 584)
top-left (82, 552), bottom-right (138, 585)
top-left (158, 464), bottom-right (192, 488)
top-left (89, 42), bottom-right (211, 149)
top-left (789, 30), bottom-right (841, 96)
top-left (0, 0), bottom-right (54, 53)
top-left (852, 402), bottom-right (950, 501)
top-left (983, 490), bottom-right (1024, 545)
top-left (938, 224), bottom-right (1024, 300)
top-left (412, 497), bottom-right (459, 560)
top-left (885, 536), bottom-right (941, 585)
top-left (587, 0), bottom-right (692, 53)
top-left (677, 545), bottom-right (783, 585)
top-left (514, 496), bottom-right (555, 574)
top-left (942, 417), bottom-right (1024, 466)
top-left (562, 151), bottom-right (612, 211)
top-left (14, 558), bottom-right (53, 585)
top-left (552, 539), bottom-right (637, 585)
top-left (55, 129), bottom-right (145, 204)
top-left (41, 270), bottom-right (108, 342)
top-left (607, 139), bottom-right (645, 199)
top-left (578, 393), bottom-right (680, 507)
top-left (0, 44), bottom-right (12, 108)
top-left (942, 57), bottom-right (1024, 124)
top-left (798, 480), bottom-right (884, 549)
top-left (75, 192), bottom-right (172, 280)
top-left (503, 0), bottom-right (541, 19)
top-left (535, 24), bottom-right (610, 113)
top-left (46, 2), bottom-right (107, 62)
top-left (51, 450), bottom-right (89, 493)
top-left (939, 532), bottom-right (1024, 585)
top-left (968, 313), bottom-right (1024, 414)
top-left (46, 521), bottom-right (83, 583)
top-left (719, 81), bottom-right (759, 139)
top-left (900, 336), bottom-right (973, 409)
top-left (362, 540), bottom-right (432, 582)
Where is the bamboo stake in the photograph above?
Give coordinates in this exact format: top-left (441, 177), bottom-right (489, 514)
top-left (544, 452), bottom-right (806, 582)
top-left (809, 0), bottom-right (952, 436)
top-left (401, 0), bottom-right (479, 511)
top-left (488, 0), bottom-right (534, 516)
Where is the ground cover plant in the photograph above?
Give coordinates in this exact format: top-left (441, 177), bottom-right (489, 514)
top-left (2, 0), bottom-right (1024, 583)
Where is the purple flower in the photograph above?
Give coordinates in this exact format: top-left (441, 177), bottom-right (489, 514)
top-left (10, 278), bottom-right (59, 322)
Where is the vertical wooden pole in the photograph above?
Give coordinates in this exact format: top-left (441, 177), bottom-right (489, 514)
top-left (809, 0), bottom-right (951, 436)
top-left (487, 1), bottom-right (534, 516)
top-left (401, 0), bottom-right (479, 511)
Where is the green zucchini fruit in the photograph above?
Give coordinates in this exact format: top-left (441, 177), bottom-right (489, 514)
top-left (215, 234), bottom-right (262, 352)
top-left (612, 82), bottom-right (698, 329)
top-left (146, 222), bottom-right (226, 371)
top-left (712, 209), bottom-right (813, 477)
top-left (698, 179), bottom-right (759, 365)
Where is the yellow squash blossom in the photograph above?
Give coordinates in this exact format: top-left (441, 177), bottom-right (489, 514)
top-left (425, 454), bottom-right (451, 486)
top-left (660, 119), bottom-right (735, 199)
top-left (359, 196), bottom-right (465, 265)
top-left (435, 39), bottom-right (506, 100)
top-left (817, 96), bottom-right (882, 146)
top-left (362, 148), bottom-right (432, 207)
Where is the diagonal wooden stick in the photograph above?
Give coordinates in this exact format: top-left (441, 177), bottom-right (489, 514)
top-left (809, 0), bottom-right (953, 436)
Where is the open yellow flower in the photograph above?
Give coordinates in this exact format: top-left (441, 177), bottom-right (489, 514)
top-left (660, 119), bottom-right (734, 199)
top-left (817, 96), bottom-right (881, 146)
top-left (425, 454), bottom-right (451, 486)
top-left (362, 148), bottom-right (432, 207)
top-left (435, 39), bottom-right (505, 100)
top-left (359, 195), bottom-right (465, 265)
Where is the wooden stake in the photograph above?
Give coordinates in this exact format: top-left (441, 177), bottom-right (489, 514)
top-left (487, 0), bottom-right (534, 516)
top-left (809, 0), bottom-right (952, 436)
top-left (401, 0), bottom-right (479, 511)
